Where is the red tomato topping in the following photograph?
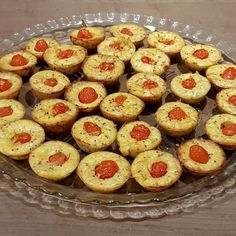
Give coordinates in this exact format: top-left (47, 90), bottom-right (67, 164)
top-left (0, 78), bottom-right (12, 92)
top-left (228, 95), bottom-right (236, 106)
top-left (34, 39), bottom-right (48, 52)
top-left (77, 28), bottom-right (93, 39)
top-left (160, 40), bottom-right (174, 45)
top-left (222, 123), bottom-right (236, 136)
top-left (95, 160), bottom-right (119, 179)
top-left (120, 27), bottom-right (133, 36)
top-left (109, 42), bottom-right (123, 51)
top-left (57, 49), bottom-right (74, 59)
top-left (78, 87), bottom-right (98, 104)
top-left (48, 152), bottom-right (69, 167)
top-left (83, 121), bottom-right (101, 136)
top-left (150, 161), bottom-right (168, 178)
top-left (220, 67), bottom-right (236, 80)
top-left (44, 78), bottom-right (58, 87)
top-left (168, 107), bottom-right (187, 121)
top-left (52, 102), bottom-right (69, 116)
top-left (0, 106), bottom-right (13, 118)
top-left (142, 80), bottom-right (158, 89)
top-left (189, 145), bottom-right (209, 164)
top-left (182, 78), bottom-right (196, 89)
top-left (193, 49), bottom-right (209, 60)
top-left (141, 56), bottom-right (156, 65)
top-left (130, 124), bottom-right (151, 141)
top-left (14, 133), bottom-right (31, 144)
top-left (10, 54), bottom-right (28, 66)
top-left (114, 95), bottom-right (127, 106)
top-left (99, 62), bottom-right (114, 71)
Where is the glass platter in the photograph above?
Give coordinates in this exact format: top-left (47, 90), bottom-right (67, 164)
top-left (1, 12), bottom-right (236, 220)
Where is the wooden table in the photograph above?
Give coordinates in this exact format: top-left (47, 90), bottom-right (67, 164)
top-left (0, 1), bottom-right (236, 235)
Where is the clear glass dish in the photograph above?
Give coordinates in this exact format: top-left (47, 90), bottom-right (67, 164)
top-left (1, 12), bottom-right (236, 220)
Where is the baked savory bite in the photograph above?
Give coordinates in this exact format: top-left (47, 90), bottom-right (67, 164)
top-left (97, 37), bottom-right (136, 63)
top-left (130, 48), bottom-right (170, 76)
top-left (147, 31), bottom-right (185, 58)
top-left (0, 119), bottom-right (45, 160)
top-left (70, 26), bottom-right (105, 49)
top-left (117, 121), bottom-right (162, 158)
top-left (216, 88), bottom-right (236, 115)
top-left (82, 54), bottom-right (125, 86)
top-left (29, 70), bottom-right (70, 100)
top-left (100, 92), bottom-right (145, 123)
top-left (29, 141), bottom-right (80, 182)
top-left (31, 98), bottom-right (79, 133)
top-left (64, 81), bottom-right (106, 113)
top-left (0, 51), bottom-right (37, 77)
top-left (205, 114), bottom-right (236, 150)
top-left (0, 99), bottom-right (25, 127)
top-left (43, 44), bottom-right (87, 74)
top-left (109, 23), bottom-right (147, 46)
top-left (178, 138), bottom-right (225, 175)
top-left (127, 72), bottom-right (166, 103)
top-left (77, 151), bottom-right (131, 193)
top-left (170, 72), bottom-right (211, 104)
top-left (131, 150), bottom-right (182, 192)
top-left (25, 37), bottom-right (60, 61)
top-left (155, 101), bottom-right (199, 137)
top-left (180, 44), bottom-right (221, 71)
top-left (0, 72), bottom-right (23, 99)
top-left (206, 64), bottom-right (236, 90)
top-left (71, 115), bottom-right (117, 153)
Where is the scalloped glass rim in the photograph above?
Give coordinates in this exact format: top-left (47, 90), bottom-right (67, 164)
top-left (1, 12), bottom-right (236, 219)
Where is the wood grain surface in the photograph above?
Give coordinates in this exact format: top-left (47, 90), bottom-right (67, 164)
top-left (1, 1), bottom-right (236, 235)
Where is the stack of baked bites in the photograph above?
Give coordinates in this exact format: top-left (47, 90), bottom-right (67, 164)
top-left (0, 21), bottom-right (234, 194)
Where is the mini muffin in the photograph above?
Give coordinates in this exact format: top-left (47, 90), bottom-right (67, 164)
top-left (70, 26), bottom-right (105, 49)
top-left (206, 64), bottom-right (236, 90)
top-left (117, 121), bottom-right (162, 158)
top-left (29, 70), bottom-right (70, 100)
top-left (216, 88), bottom-right (236, 115)
top-left (43, 44), bottom-right (87, 74)
top-left (170, 72), bottom-right (211, 104)
top-left (64, 81), bottom-right (107, 113)
top-left (0, 119), bottom-right (45, 160)
top-left (109, 23), bottom-right (147, 46)
top-left (0, 51), bottom-right (37, 77)
top-left (131, 150), bottom-right (182, 192)
top-left (127, 72), bottom-right (166, 103)
top-left (29, 141), bottom-right (80, 181)
top-left (77, 151), bottom-right (131, 193)
top-left (0, 99), bottom-right (25, 127)
top-left (130, 48), bottom-right (170, 76)
top-left (97, 37), bottom-right (136, 63)
top-left (0, 72), bottom-right (23, 99)
top-left (147, 31), bottom-right (185, 58)
top-left (180, 44), bottom-right (221, 71)
top-left (205, 114), bottom-right (236, 150)
top-left (100, 92), bottom-right (145, 123)
top-left (71, 115), bottom-right (117, 153)
top-left (155, 101), bottom-right (199, 137)
top-left (31, 99), bottom-right (79, 133)
top-left (25, 37), bottom-right (60, 61)
top-left (82, 54), bottom-right (125, 86)
top-left (178, 138), bottom-right (225, 175)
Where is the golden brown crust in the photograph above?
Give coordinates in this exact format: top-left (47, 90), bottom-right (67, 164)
top-left (178, 138), bottom-right (226, 175)
top-left (77, 151), bottom-right (131, 193)
top-left (31, 99), bottom-right (79, 133)
top-left (0, 51), bottom-right (37, 77)
top-left (131, 150), bottom-right (182, 192)
top-left (43, 44), bottom-right (87, 74)
top-left (100, 92), bottom-right (145, 123)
